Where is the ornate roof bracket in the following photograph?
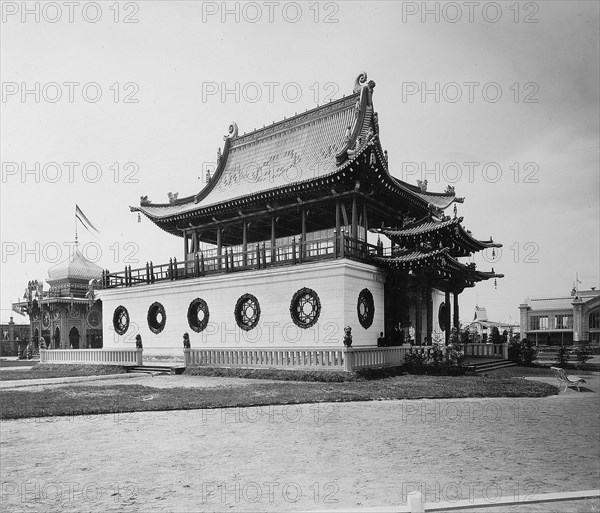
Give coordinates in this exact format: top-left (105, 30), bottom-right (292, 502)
top-left (336, 73), bottom-right (376, 165)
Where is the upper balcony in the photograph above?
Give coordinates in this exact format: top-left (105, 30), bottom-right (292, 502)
top-left (101, 232), bottom-right (385, 289)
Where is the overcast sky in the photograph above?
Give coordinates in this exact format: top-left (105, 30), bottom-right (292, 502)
top-left (1, 0), bottom-right (598, 325)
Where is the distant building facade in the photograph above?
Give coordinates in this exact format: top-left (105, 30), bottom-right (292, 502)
top-left (519, 287), bottom-right (600, 346)
top-left (466, 305), bottom-right (519, 342)
top-left (12, 250), bottom-right (104, 351)
top-left (0, 316), bottom-right (30, 356)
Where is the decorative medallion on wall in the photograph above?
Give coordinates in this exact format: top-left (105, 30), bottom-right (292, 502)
top-left (234, 293), bottom-right (260, 331)
top-left (438, 302), bottom-right (448, 332)
top-left (147, 302), bottom-right (167, 334)
top-left (187, 298), bottom-right (210, 333)
top-left (290, 288), bottom-right (321, 329)
top-left (32, 312), bottom-right (40, 322)
top-left (69, 306), bottom-right (80, 319)
top-left (87, 309), bottom-right (102, 329)
top-left (357, 288), bottom-right (375, 329)
top-left (113, 306), bottom-right (130, 336)
top-left (52, 309), bottom-right (60, 320)
top-left (41, 310), bottom-right (50, 329)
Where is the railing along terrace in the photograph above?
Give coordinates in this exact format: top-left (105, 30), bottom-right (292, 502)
top-left (464, 343), bottom-right (508, 359)
top-left (102, 232), bottom-right (383, 289)
top-left (183, 345), bottom-right (434, 371)
top-left (40, 348), bottom-right (143, 366)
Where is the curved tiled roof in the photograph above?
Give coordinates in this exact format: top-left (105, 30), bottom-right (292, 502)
top-left (136, 88), bottom-right (373, 219)
top-left (47, 250), bottom-right (103, 282)
top-left (382, 218), bottom-right (459, 237)
top-left (377, 216), bottom-right (501, 256)
top-left (132, 73), bottom-right (460, 225)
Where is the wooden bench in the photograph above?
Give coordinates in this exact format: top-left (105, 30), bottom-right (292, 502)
top-left (550, 366), bottom-right (586, 392)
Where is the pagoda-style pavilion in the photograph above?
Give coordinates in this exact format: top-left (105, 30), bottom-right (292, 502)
top-left (98, 72), bottom-right (502, 356)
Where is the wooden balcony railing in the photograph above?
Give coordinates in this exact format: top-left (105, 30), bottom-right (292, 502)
top-left (102, 233), bottom-right (384, 289)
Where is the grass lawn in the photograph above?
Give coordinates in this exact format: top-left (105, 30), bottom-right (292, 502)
top-left (0, 359), bottom-right (39, 368)
top-left (0, 363), bottom-right (127, 381)
top-left (481, 365), bottom-right (599, 378)
top-left (0, 375), bottom-right (557, 420)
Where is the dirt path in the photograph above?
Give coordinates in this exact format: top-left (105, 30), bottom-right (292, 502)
top-left (1, 375), bottom-right (598, 512)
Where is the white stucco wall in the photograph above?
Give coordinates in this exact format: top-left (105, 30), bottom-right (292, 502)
top-left (97, 259), bottom-right (385, 356)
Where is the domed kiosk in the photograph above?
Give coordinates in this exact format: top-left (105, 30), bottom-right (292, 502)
top-left (13, 250), bottom-right (104, 350)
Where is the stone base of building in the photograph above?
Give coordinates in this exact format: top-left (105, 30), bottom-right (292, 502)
top-left (98, 259), bottom-right (386, 357)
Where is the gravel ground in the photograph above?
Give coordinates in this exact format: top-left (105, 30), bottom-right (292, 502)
top-left (1, 374), bottom-right (598, 512)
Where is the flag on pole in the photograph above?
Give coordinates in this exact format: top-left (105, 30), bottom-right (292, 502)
top-left (75, 205), bottom-right (100, 235)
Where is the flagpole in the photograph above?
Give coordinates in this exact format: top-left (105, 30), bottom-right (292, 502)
top-left (74, 205), bottom-right (78, 247)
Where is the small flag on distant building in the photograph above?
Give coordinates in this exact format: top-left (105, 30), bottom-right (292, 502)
top-left (75, 205), bottom-right (100, 235)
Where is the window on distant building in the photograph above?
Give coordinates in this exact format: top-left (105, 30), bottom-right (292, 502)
top-left (590, 310), bottom-right (600, 329)
top-left (555, 315), bottom-right (573, 329)
top-left (531, 316), bottom-right (548, 330)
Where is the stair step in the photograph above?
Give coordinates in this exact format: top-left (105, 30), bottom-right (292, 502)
top-left (466, 360), bottom-right (517, 373)
top-left (126, 365), bottom-right (186, 375)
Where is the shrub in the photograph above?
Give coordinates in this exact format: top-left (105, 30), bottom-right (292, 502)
top-left (403, 351), bottom-right (428, 374)
top-left (508, 338), bottom-right (537, 366)
top-left (571, 347), bottom-right (592, 369)
top-left (402, 346), bottom-right (469, 376)
top-left (555, 345), bottom-right (570, 367)
top-left (520, 339), bottom-right (537, 366)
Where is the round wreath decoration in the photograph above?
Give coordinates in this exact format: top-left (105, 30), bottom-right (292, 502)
top-left (187, 298), bottom-right (210, 333)
top-left (234, 293), bottom-right (260, 331)
top-left (147, 302), bottom-right (167, 334)
top-left (289, 287), bottom-right (321, 329)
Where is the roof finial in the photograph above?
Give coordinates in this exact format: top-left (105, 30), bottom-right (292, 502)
top-left (353, 72), bottom-right (368, 93)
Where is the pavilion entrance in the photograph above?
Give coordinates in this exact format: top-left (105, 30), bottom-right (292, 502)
top-left (69, 327), bottom-right (80, 349)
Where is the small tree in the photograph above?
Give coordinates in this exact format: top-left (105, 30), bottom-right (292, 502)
top-left (519, 338), bottom-right (537, 366)
top-left (489, 326), bottom-right (501, 345)
top-left (460, 329), bottom-right (470, 345)
top-left (501, 330), bottom-right (508, 344)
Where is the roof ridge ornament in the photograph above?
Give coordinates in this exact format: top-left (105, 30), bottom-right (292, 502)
top-left (353, 72), bottom-right (368, 93)
top-left (224, 122), bottom-right (238, 140)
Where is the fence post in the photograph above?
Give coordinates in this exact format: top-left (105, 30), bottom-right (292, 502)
top-left (407, 491), bottom-right (425, 513)
top-left (343, 347), bottom-right (354, 372)
top-left (40, 349), bottom-right (47, 363)
top-left (502, 343), bottom-right (508, 360)
top-left (136, 349), bottom-right (143, 366)
top-left (183, 348), bottom-right (190, 366)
